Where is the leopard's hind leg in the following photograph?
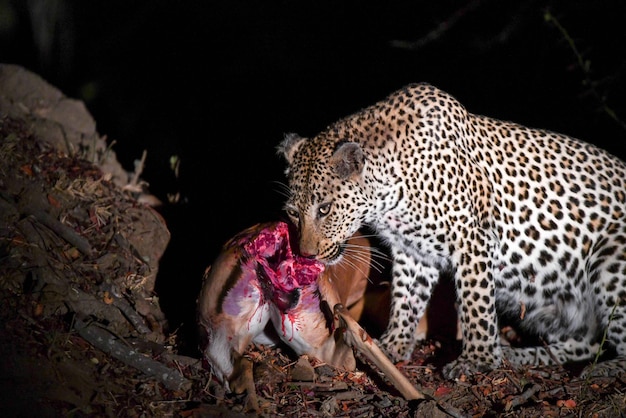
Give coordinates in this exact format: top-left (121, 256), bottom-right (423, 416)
top-left (502, 334), bottom-right (601, 367)
top-left (580, 230), bottom-right (626, 378)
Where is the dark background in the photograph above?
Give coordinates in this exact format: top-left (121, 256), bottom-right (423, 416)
top-left (3, 0), bottom-right (626, 355)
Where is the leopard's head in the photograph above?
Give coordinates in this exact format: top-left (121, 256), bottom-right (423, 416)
top-left (277, 133), bottom-right (367, 264)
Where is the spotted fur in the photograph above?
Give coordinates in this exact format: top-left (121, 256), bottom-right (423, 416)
top-left (277, 83), bottom-right (626, 379)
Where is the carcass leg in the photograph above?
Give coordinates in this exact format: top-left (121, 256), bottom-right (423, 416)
top-left (334, 304), bottom-right (427, 401)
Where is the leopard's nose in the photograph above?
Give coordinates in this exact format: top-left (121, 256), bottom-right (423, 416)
top-left (298, 239), bottom-right (318, 258)
top-left (298, 249), bottom-right (317, 258)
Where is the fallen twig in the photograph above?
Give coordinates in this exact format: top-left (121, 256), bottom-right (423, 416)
top-left (73, 315), bottom-right (191, 391)
top-left (27, 208), bottom-right (94, 256)
top-left (505, 383), bottom-right (541, 411)
top-left (101, 282), bottom-right (152, 335)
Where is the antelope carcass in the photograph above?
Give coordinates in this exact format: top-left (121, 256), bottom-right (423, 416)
top-left (197, 221), bottom-right (425, 411)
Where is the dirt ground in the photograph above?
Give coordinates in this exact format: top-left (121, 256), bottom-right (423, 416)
top-left (1, 64), bottom-right (625, 417)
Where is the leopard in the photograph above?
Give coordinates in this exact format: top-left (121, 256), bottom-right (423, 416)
top-left (277, 82), bottom-right (626, 380)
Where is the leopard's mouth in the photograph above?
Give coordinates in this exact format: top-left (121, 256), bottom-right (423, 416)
top-left (319, 242), bottom-right (345, 265)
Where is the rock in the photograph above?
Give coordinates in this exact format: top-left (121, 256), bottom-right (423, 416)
top-left (0, 63), bottom-right (129, 188)
top-left (290, 356), bottom-right (316, 382)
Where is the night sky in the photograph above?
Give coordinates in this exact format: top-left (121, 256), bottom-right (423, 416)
top-left (3, 0), bottom-right (626, 354)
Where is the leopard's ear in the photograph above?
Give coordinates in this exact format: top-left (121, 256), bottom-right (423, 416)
top-left (277, 133), bottom-right (306, 164)
top-left (331, 141), bottom-right (365, 180)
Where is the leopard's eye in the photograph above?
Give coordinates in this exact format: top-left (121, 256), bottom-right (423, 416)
top-left (286, 208), bottom-right (299, 220)
top-left (318, 202), bottom-right (331, 217)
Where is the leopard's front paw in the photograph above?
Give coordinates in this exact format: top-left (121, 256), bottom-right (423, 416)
top-left (579, 357), bottom-right (626, 379)
top-left (442, 355), bottom-right (501, 380)
top-left (375, 332), bottom-right (414, 363)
